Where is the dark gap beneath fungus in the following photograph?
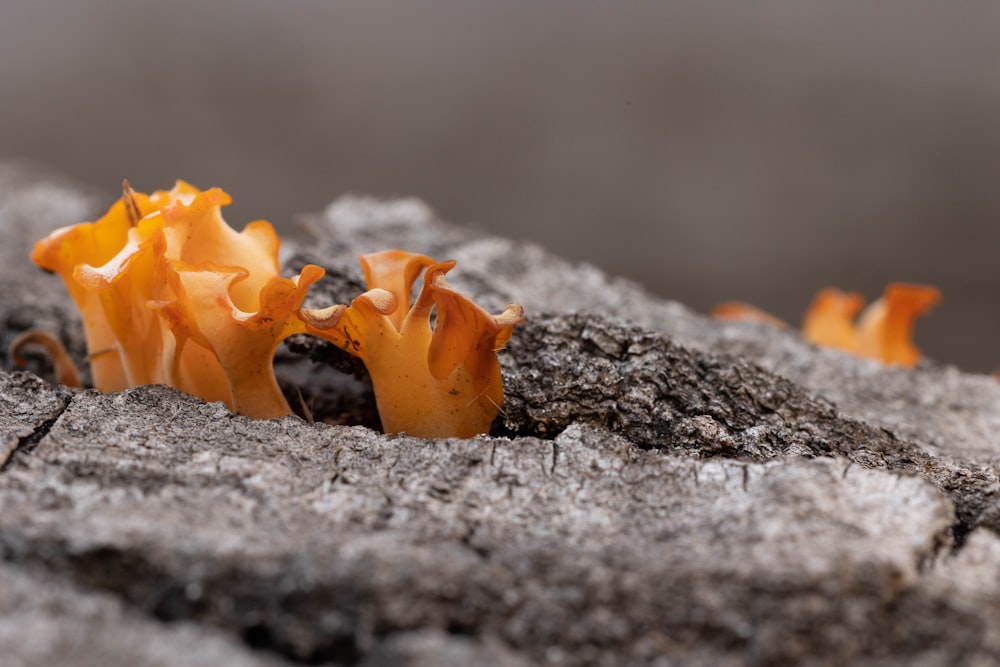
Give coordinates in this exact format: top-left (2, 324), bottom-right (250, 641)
top-left (278, 335), bottom-right (381, 430)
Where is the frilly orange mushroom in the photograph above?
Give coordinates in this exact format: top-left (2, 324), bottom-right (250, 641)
top-left (22, 182), bottom-right (526, 435)
top-left (28, 181), bottom-right (325, 418)
top-left (30, 183), bottom-right (155, 391)
top-left (301, 249), bottom-right (524, 438)
top-left (801, 288), bottom-right (865, 351)
top-left (853, 283), bottom-right (941, 366)
top-left (713, 283), bottom-right (940, 367)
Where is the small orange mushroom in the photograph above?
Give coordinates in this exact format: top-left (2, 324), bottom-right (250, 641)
top-left (152, 261), bottom-right (326, 418)
top-left (31, 183), bottom-right (155, 391)
top-left (301, 249), bottom-right (524, 438)
top-left (713, 283), bottom-right (940, 367)
top-left (854, 283), bottom-right (941, 366)
top-left (801, 288), bottom-right (865, 351)
top-left (28, 181), bottom-right (326, 418)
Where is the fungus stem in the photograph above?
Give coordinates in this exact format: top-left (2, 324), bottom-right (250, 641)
top-left (8, 330), bottom-right (83, 388)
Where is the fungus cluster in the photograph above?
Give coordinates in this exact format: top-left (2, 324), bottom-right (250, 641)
top-left (18, 182), bottom-right (524, 437)
top-left (714, 283), bottom-right (941, 367)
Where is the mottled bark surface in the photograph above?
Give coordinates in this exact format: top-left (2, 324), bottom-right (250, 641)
top-left (3, 163), bottom-right (1000, 666)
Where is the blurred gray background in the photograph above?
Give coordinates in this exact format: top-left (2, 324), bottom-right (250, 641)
top-left (3, 1), bottom-right (999, 372)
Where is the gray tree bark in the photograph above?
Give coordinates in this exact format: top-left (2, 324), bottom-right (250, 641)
top-left (3, 162), bottom-right (1000, 665)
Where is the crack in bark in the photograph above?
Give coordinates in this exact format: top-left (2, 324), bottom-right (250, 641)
top-left (0, 395), bottom-right (71, 473)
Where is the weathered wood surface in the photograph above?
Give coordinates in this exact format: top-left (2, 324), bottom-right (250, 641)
top-left (3, 162), bottom-right (1000, 666)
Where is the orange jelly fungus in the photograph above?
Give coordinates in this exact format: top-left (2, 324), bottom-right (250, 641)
top-left (30, 181), bottom-right (325, 419)
top-left (301, 249), bottom-right (525, 438)
top-left (801, 288), bottom-right (865, 351)
top-left (713, 283), bottom-right (940, 367)
top-left (851, 283), bottom-right (941, 366)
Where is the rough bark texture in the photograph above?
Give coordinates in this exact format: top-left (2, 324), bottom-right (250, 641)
top-left (3, 162), bottom-right (1000, 665)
